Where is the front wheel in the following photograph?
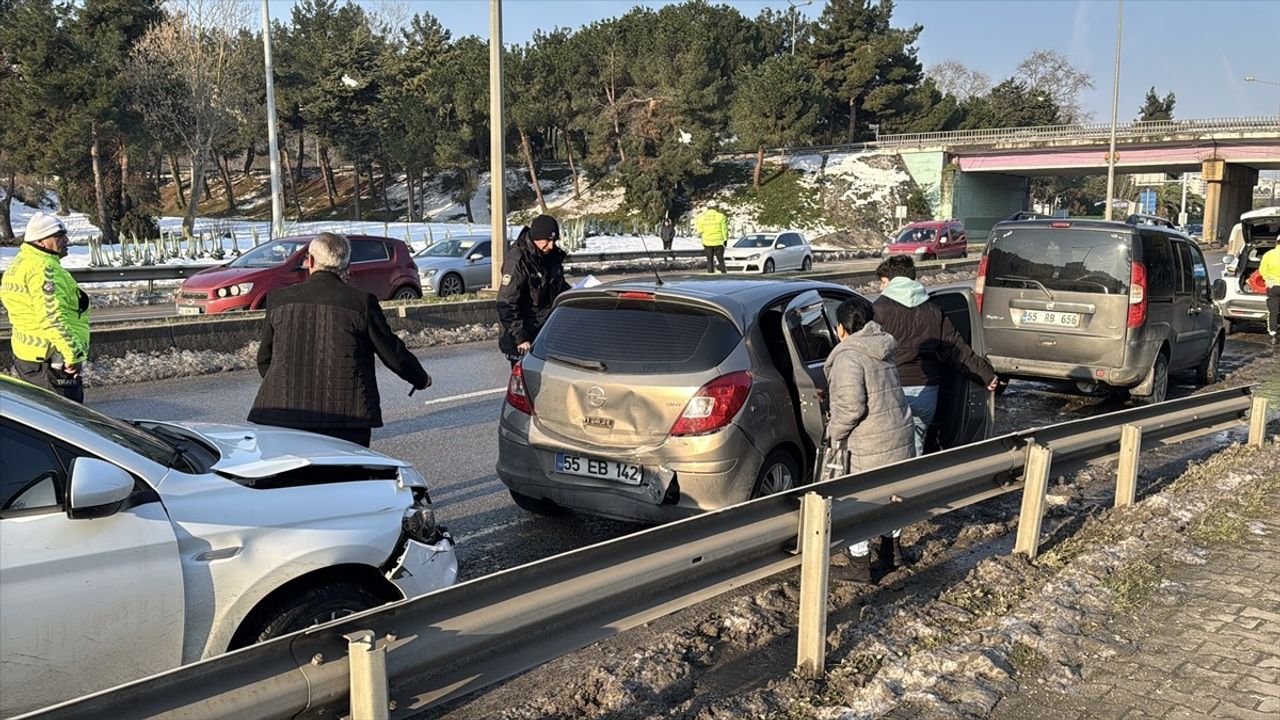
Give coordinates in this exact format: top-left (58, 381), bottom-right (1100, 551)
top-left (801, 255), bottom-right (813, 271)
top-left (1195, 337), bottom-right (1223, 385)
top-left (241, 583), bottom-right (383, 647)
top-left (762, 258), bottom-right (775, 274)
top-left (751, 449), bottom-right (800, 498)
top-left (1131, 354), bottom-right (1169, 405)
top-left (439, 273), bottom-right (465, 297)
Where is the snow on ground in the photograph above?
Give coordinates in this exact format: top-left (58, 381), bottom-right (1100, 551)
top-left (816, 149), bottom-right (912, 208)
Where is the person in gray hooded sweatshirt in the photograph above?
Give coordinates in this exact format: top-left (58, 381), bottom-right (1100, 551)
top-left (822, 295), bottom-right (916, 583)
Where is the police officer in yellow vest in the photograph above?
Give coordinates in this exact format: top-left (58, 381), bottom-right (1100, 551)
top-left (0, 212), bottom-right (90, 402)
top-left (694, 206), bottom-right (729, 274)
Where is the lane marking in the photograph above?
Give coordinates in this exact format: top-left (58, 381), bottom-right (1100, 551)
top-left (423, 387), bottom-right (506, 406)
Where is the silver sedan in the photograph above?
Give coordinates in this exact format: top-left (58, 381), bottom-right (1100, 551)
top-left (414, 235), bottom-right (493, 296)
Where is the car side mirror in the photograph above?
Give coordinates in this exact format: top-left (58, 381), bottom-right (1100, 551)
top-left (67, 458), bottom-right (134, 520)
top-left (1211, 279), bottom-right (1227, 300)
top-left (1222, 254), bottom-right (1235, 265)
top-left (939, 236), bottom-right (949, 244)
top-left (468, 253), bottom-right (484, 261)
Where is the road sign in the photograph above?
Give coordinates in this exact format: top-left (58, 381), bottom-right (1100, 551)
top-left (895, 205), bottom-right (907, 220)
top-left (1139, 188), bottom-right (1158, 215)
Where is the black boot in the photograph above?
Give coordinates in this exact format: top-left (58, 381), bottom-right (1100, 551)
top-left (831, 552), bottom-right (873, 584)
top-left (876, 534), bottom-right (897, 572)
top-left (892, 536), bottom-right (908, 567)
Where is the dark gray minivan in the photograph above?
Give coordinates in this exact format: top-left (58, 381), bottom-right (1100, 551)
top-left (977, 218), bottom-right (1224, 404)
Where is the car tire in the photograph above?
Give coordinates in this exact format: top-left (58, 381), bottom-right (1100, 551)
top-left (763, 259), bottom-right (775, 274)
top-left (392, 285), bottom-right (421, 301)
top-left (244, 582), bottom-right (383, 646)
top-left (439, 273), bottom-right (465, 297)
top-left (1131, 354), bottom-right (1169, 406)
top-left (924, 253), bottom-right (936, 261)
top-left (1224, 319), bottom-right (1236, 336)
top-left (801, 255), bottom-right (813, 271)
top-left (1195, 336), bottom-right (1223, 385)
top-left (509, 489), bottom-right (567, 516)
top-left (751, 449), bottom-right (800, 499)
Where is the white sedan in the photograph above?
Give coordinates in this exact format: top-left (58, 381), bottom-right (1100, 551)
top-left (0, 376), bottom-right (457, 716)
top-left (722, 231), bottom-right (814, 274)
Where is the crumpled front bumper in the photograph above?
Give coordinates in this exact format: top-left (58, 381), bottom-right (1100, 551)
top-left (385, 533), bottom-right (458, 599)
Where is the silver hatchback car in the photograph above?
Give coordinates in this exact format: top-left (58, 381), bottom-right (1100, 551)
top-left (496, 277), bottom-right (991, 523)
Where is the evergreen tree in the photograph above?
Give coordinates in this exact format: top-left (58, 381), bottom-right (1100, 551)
top-left (730, 55), bottom-right (822, 188)
top-left (959, 79), bottom-right (1063, 129)
top-left (1138, 87), bottom-right (1176, 122)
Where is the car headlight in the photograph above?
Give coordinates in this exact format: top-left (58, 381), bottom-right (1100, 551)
top-left (216, 282), bottom-right (253, 298)
top-left (745, 253), bottom-right (760, 261)
top-left (913, 247), bottom-right (927, 254)
top-left (423, 268), bottom-right (438, 278)
top-left (402, 502), bottom-right (439, 543)
top-left (398, 466), bottom-right (429, 489)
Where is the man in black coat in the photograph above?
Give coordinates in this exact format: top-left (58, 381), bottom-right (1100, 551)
top-left (248, 232), bottom-right (431, 447)
top-left (497, 214), bottom-right (570, 365)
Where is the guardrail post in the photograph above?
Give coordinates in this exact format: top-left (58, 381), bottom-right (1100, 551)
top-left (1014, 442), bottom-right (1053, 560)
top-left (796, 492), bottom-right (832, 679)
top-left (1114, 424), bottom-right (1143, 507)
top-left (1248, 396), bottom-right (1270, 448)
top-left (345, 630), bottom-right (390, 720)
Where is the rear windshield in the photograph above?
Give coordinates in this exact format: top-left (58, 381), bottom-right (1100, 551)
top-left (986, 228), bottom-right (1131, 295)
top-left (532, 299), bottom-right (742, 375)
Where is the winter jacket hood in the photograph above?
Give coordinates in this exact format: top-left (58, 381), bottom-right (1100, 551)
top-left (827, 320), bottom-right (898, 365)
top-left (821, 321), bottom-right (915, 472)
top-left (881, 276), bottom-right (929, 308)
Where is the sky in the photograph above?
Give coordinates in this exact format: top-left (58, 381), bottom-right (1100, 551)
top-left (267, 0), bottom-right (1280, 122)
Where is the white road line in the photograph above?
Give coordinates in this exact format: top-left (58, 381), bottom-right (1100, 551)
top-left (423, 387), bottom-right (506, 406)
top-left (454, 518), bottom-right (522, 543)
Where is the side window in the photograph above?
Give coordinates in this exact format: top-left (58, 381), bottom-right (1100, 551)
top-left (1173, 242), bottom-right (1195, 294)
top-left (0, 422), bottom-right (67, 514)
top-left (1141, 234), bottom-right (1176, 301)
top-left (788, 301), bottom-right (836, 364)
top-left (350, 240), bottom-right (390, 264)
top-left (473, 241), bottom-right (491, 258)
top-left (1188, 244), bottom-right (1211, 302)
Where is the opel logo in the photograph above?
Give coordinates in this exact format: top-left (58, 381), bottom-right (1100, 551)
top-left (586, 386), bottom-right (606, 408)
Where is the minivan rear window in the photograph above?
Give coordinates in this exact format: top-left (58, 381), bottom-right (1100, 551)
top-left (986, 228), bottom-right (1130, 295)
top-left (532, 300), bottom-right (742, 375)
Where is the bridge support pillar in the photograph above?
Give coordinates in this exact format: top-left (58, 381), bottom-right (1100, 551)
top-left (1202, 160), bottom-right (1258, 246)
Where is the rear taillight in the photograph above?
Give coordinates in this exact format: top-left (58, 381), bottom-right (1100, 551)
top-left (1127, 261), bottom-right (1147, 328)
top-left (505, 362), bottom-right (534, 415)
top-left (670, 371), bottom-right (753, 437)
top-left (975, 254), bottom-right (989, 313)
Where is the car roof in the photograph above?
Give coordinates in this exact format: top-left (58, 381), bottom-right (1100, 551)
top-left (268, 234), bottom-right (399, 243)
top-left (1242, 206), bottom-right (1280, 222)
top-left (991, 218), bottom-right (1145, 235)
top-left (558, 276), bottom-right (853, 328)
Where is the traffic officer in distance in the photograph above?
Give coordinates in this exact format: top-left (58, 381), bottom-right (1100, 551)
top-left (496, 214), bottom-right (569, 366)
top-left (0, 212), bottom-right (90, 402)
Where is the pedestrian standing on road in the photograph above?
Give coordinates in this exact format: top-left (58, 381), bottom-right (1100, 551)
top-left (873, 254), bottom-right (997, 455)
top-left (819, 295), bottom-right (916, 583)
top-left (248, 232), bottom-right (431, 448)
top-left (497, 214), bottom-right (569, 366)
top-left (659, 217), bottom-right (676, 262)
top-left (0, 212), bottom-right (90, 403)
top-left (1260, 243), bottom-right (1280, 347)
top-left (694, 206), bottom-right (729, 274)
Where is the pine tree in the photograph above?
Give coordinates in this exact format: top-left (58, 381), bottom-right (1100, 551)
top-left (731, 55), bottom-right (822, 188)
top-left (1138, 87), bottom-right (1176, 122)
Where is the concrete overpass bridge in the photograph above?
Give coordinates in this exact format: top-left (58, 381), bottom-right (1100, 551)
top-left (878, 116), bottom-right (1279, 243)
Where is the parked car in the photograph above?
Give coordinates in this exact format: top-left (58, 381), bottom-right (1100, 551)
top-left (414, 235), bottom-right (493, 296)
top-left (885, 220), bottom-right (967, 260)
top-left (1185, 223), bottom-right (1204, 243)
top-left (977, 217), bottom-right (1224, 404)
top-left (722, 231), bottom-right (813, 274)
top-left (175, 234), bottom-right (421, 316)
top-left (496, 277), bottom-right (991, 524)
top-left (0, 375), bottom-right (456, 716)
top-left (1213, 206), bottom-right (1280, 334)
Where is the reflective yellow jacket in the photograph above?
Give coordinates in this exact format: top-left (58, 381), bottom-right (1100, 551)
top-left (0, 243), bottom-right (91, 363)
top-left (1260, 246), bottom-right (1280, 287)
top-left (694, 209), bottom-right (729, 247)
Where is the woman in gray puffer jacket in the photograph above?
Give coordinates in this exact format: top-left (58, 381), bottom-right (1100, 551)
top-left (821, 296), bottom-right (916, 583)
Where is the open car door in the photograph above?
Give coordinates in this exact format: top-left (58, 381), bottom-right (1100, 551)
top-left (781, 290), bottom-right (838, 473)
top-left (928, 288), bottom-right (994, 450)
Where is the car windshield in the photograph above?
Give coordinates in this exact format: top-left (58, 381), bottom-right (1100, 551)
top-left (734, 235), bottom-right (776, 249)
top-left (417, 239), bottom-right (479, 258)
top-left (895, 227), bottom-right (936, 243)
top-left (228, 239), bottom-right (309, 268)
top-left (4, 379), bottom-right (179, 466)
top-left (532, 299), bottom-right (742, 374)
top-left (986, 227), bottom-right (1131, 295)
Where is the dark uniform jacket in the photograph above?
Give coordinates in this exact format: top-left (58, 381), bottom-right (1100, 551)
top-left (248, 271), bottom-right (429, 430)
top-left (496, 237), bottom-right (569, 356)
top-left (872, 277), bottom-right (996, 388)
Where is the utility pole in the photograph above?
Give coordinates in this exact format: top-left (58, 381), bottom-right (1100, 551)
top-left (787, 0), bottom-right (811, 56)
top-left (1180, 172), bottom-right (1188, 227)
top-left (489, 0), bottom-right (507, 291)
top-left (261, 0), bottom-right (284, 238)
top-left (1104, 0), bottom-right (1124, 221)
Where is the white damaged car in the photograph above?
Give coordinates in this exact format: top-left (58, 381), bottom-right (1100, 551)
top-left (0, 375), bottom-right (457, 716)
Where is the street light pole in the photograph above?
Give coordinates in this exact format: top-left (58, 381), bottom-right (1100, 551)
top-left (489, 0), bottom-right (507, 291)
top-left (1104, 0), bottom-right (1124, 221)
top-left (786, 0), bottom-right (811, 57)
top-left (261, 0), bottom-right (284, 239)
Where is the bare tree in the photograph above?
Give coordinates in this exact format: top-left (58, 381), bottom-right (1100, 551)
top-left (128, 0), bottom-right (246, 237)
top-left (926, 60), bottom-right (991, 102)
top-left (1014, 50), bottom-right (1094, 123)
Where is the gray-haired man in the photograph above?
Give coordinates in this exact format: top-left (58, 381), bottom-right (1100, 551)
top-left (248, 232), bottom-right (431, 447)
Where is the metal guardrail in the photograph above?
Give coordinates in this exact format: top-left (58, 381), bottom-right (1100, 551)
top-left (21, 386), bottom-right (1256, 720)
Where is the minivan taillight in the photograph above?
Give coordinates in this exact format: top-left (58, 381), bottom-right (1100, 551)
top-left (1127, 261), bottom-right (1148, 328)
top-left (505, 362), bottom-right (534, 415)
top-left (670, 371), bottom-right (753, 437)
top-left (975, 254), bottom-right (989, 313)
